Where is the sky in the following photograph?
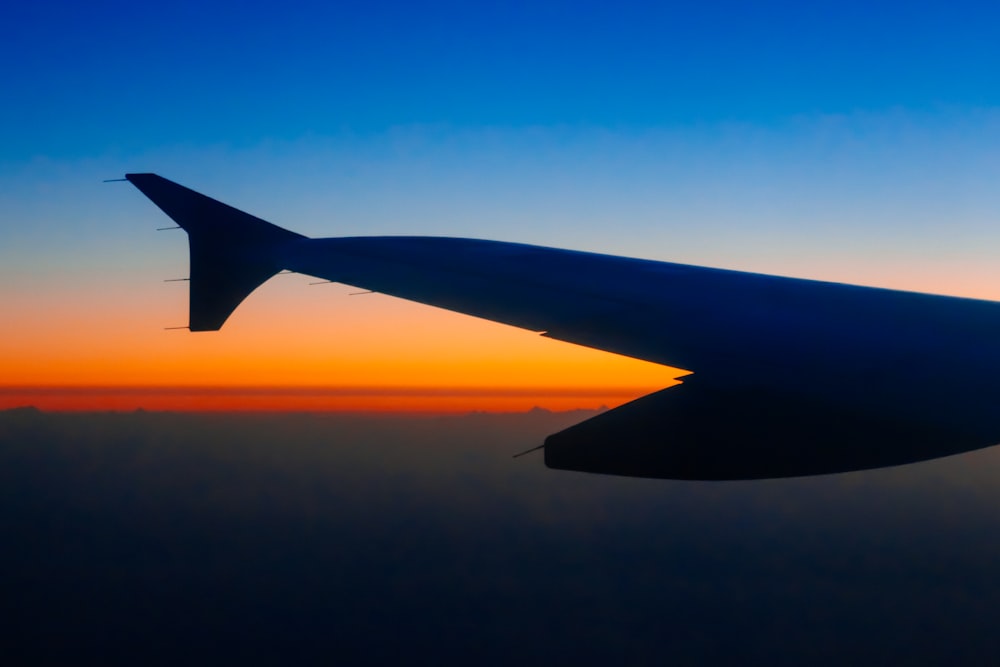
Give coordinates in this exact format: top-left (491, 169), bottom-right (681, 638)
top-left (3, 0), bottom-right (1000, 410)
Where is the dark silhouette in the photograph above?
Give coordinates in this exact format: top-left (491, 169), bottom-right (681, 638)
top-left (544, 380), bottom-right (996, 479)
top-left (123, 174), bottom-right (1000, 479)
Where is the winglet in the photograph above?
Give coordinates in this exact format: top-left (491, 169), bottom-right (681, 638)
top-left (125, 173), bottom-right (306, 331)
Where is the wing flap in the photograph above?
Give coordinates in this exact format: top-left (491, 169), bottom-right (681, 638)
top-left (544, 380), bottom-right (998, 480)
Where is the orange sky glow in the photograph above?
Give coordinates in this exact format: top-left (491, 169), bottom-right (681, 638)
top-left (2, 275), bottom-right (684, 412)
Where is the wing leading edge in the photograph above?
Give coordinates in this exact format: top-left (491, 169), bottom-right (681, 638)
top-left (125, 174), bottom-right (1000, 479)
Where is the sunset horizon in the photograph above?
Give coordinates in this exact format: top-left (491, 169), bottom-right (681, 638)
top-left (6, 1), bottom-right (1000, 662)
top-left (0, 381), bottom-right (675, 413)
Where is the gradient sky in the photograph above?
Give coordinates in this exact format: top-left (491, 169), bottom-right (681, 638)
top-left (3, 0), bottom-right (1000, 410)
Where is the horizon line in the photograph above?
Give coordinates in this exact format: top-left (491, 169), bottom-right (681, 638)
top-left (0, 384), bottom-right (671, 398)
top-left (0, 384), bottom-right (673, 414)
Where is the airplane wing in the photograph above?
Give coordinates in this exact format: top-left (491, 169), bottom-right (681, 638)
top-left (124, 173), bottom-right (1000, 479)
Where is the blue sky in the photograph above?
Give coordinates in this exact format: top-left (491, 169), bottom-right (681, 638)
top-left (4, 0), bottom-right (1000, 394)
top-left (4, 0), bottom-right (1000, 272)
top-left (4, 0), bottom-right (1000, 159)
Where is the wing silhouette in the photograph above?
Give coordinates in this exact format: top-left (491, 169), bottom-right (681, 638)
top-left (125, 173), bottom-right (1000, 479)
